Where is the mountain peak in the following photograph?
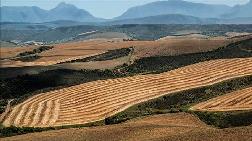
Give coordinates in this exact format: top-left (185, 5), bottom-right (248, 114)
top-left (169, 0), bottom-right (183, 2)
top-left (57, 2), bottom-right (68, 6)
top-left (54, 2), bottom-right (76, 10)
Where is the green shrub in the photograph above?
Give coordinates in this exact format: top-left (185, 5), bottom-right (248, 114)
top-left (17, 46), bottom-right (53, 57)
top-left (0, 126), bottom-right (44, 137)
top-left (193, 111), bottom-right (252, 128)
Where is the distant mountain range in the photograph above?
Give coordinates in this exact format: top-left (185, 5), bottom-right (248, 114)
top-left (117, 0), bottom-right (252, 20)
top-left (1, 0), bottom-right (252, 24)
top-left (0, 2), bottom-right (104, 23)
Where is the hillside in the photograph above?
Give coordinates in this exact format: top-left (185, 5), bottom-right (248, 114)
top-left (222, 0), bottom-right (252, 18)
top-left (109, 14), bottom-right (215, 25)
top-left (2, 58), bottom-right (252, 127)
top-left (115, 0), bottom-right (231, 20)
top-left (109, 14), bottom-right (252, 25)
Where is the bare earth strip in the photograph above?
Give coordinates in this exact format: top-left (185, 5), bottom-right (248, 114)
top-left (2, 113), bottom-right (252, 141)
top-left (2, 58), bottom-right (252, 127)
top-left (191, 87), bottom-right (252, 111)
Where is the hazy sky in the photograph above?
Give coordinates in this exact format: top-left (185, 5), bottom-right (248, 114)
top-left (1, 0), bottom-right (250, 19)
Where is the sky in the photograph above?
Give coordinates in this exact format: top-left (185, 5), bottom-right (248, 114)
top-left (1, 0), bottom-right (250, 19)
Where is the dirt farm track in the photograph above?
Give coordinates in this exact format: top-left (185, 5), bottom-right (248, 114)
top-left (2, 58), bottom-right (252, 127)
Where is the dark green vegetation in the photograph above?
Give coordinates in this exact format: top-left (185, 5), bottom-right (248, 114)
top-left (13, 55), bottom-right (41, 62)
top-left (0, 100), bottom-right (8, 114)
top-left (10, 46), bottom-right (54, 62)
top-left (104, 76), bottom-right (252, 127)
top-left (194, 111), bottom-right (252, 128)
top-left (61, 47), bottom-right (133, 64)
top-left (17, 46), bottom-right (53, 57)
top-left (1, 24), bottom-right (252, 42)
top-left (122, 38), bottom-right (252, 74)
top-left (0, 126), bottom-right (52, 137)
top-left (1, 76), bottom-right (251, 138)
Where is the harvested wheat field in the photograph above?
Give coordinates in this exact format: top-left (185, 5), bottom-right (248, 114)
top-left (2, 113), bottom-right (252, 141)
top-left (2, 58), bottom-right (252, 127)
top-left (2, 35), bottom-right (249, 68)
top-left (191, 87), bottom-right (252, 112)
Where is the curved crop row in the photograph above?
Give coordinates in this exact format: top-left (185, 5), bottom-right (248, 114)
top-left (2, 58), bottom-right (252, 127)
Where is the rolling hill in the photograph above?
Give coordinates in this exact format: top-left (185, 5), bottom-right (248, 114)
top-left (2, 58), bottom-right (252, 127)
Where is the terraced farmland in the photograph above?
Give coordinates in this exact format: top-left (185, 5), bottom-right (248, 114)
top-left (2, 58), bottom-right (252, 127)
top-left (191, 87), bottom-right (252, 111)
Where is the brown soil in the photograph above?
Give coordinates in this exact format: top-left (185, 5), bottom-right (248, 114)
top-left (2, 113), bottom-right (252, 141)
